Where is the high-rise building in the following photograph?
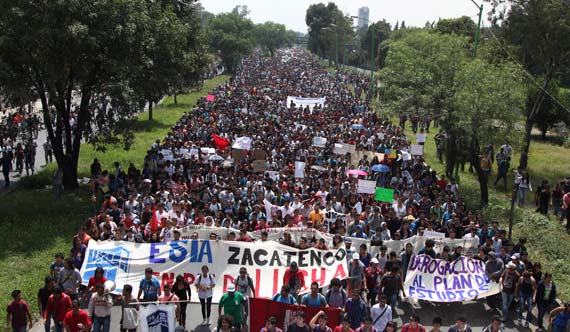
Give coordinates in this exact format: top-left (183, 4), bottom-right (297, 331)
top-left (357, 7), bottom-right (370, 29)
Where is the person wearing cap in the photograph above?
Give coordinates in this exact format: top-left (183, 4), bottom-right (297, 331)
top-left (283, 262), bottom-right (305, 299)
top-left (509, 254), bottom-right (525, 274)
top-left (446, 316), bottom-right (472, 332)
top-left (87, 283), bottom-right (113, 332)
top-left (365, 258), bottom-right (382, 306)
top-left (348, 253), bottom-right (366, 297)
top-left (485, 251), bottom-right (504, 310)
top-left (218, 284), bottom-right (246, 331)
top-left (481, 316), bottom-right (504, 332)
top-left (7, 289), bottom-right (33, 332)
top-left (138, 267), bottom-right (161, 303)
top-left (235, 267), bottom-right (256, 298)
top-left (499, 261), bottom-right (520, 322)
top-left (287, 311), bottom-right (310, 332)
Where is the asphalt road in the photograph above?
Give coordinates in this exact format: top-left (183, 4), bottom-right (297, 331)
top-left (29, 296), bottom-right (551, 332)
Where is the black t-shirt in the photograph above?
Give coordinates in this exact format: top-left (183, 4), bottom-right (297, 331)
top-left (37, 286), bottom-right (52, 312)
top-left (287, 323), bottom-right (311, 332)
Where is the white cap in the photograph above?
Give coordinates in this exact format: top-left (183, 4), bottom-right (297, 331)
top-left (370, 258), bottom-right (379, 264)
top-left (352, 253), bottom-right (360, 260)
top-left (227, 284), bottom-right (236, 292)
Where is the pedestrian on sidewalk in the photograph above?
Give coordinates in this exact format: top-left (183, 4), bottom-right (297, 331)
top-left (6, 290), bottom-right (33, 332)
top-left (2, 152), bottom-right (11, 187)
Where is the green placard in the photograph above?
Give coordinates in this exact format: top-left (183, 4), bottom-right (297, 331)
top-left (375, 187), bottom-right (395, 203)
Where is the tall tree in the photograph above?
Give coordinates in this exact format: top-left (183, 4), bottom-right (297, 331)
top-left (206, 11), bottom-right (255, 72)
top-left (435, 16), bottom-right (477, 39)
top-left (452, 60), bottom-right (525, 206)
top-left (485, 0), bottom-right (570, 168)
top-left (254, 22), bottom-right (293, 57)
top-left (305, 2), bottom-right (354, 63)
top-left (0, 0), bottom-right (205, 188)
top-left (361, 20), bottom-right (392, 70)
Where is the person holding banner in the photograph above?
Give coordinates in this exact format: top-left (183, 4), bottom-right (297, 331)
top-left (301, 282), bottom-right (328, 308)
top-left (196, 265), bottom-right (216, 325)
top-left (137, 267), bottom-right (161, 303)
top-left (283, 262), bottom-right (305, 299)
top-left (114, 284), bottom-right (138, 332)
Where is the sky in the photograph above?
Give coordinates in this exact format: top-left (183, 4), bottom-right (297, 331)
top-left (199, 0), bottom-right (488, 33)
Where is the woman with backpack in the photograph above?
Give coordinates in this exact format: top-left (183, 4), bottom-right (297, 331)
top-left (196, 265), bottom-right (215, 325)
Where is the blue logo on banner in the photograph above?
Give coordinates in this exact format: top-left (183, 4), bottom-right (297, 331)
top-left (83, 246), bottom-right (130, 291)
top-left (147, 310), bottom-right (169, 332)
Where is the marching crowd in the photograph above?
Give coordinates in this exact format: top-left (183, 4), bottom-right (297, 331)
top-left (6, 48), bottom-right (570, 332)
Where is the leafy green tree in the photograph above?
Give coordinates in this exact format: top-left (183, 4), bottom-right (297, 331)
top-left (452, 60), bottom-right (526, 205)
top-left (0, 0), bottom-right (205, 188)
top-left (485, 0), bottom-right (570, 168)
top-left (361, 21), bottom-right (391, 70)
top-left (305, 2), bottom-right (354, 64)
top-left (380, 30), bottom-right (468, 119)
top-left (435, 16), bottom-right (477, 39)
top-left (254, 22), bottom-right (293, 57)
top-left (206, 11), bottom-right (255, 72)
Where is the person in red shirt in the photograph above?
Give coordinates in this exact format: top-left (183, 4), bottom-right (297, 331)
top-left (87, 267), bottom-right (107, 293)
top-left (282, 262), bottom-right (305, 298)
top-left (44, 287), bottom-right (72, 332)
top-left (364, 258), bottom-right (382, 306)
top-left (333, 317), bottom-right (355, 332)
top-left (6, 290), bottom-right (33, 332)
top-left (63, 300), bottom-right (92, 332)
top-left (400, 314), bottom-right (426, 332)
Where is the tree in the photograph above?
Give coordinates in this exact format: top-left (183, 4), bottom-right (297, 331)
top-left (305, 2), bottom-right (354, 63)
top-left (435, 16), bottom-right (477, 39)
top-left (361, 21), bottom-right (391, 70)
top-left (0, 0), bottom-right (205, 189)
top-left (380, 31), bottom-right (468, 119)
top-left (452, 60), bottom-right (525, 206)
top-left (254, 22), bottom-right (293, 57)
top-left (206, 11), bottom-right (255, 72)
top-left (485, 0), bottom-right (570, 168)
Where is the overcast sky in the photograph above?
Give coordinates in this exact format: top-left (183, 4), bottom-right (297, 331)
top-left (199, 0), bottom-right (487, 33)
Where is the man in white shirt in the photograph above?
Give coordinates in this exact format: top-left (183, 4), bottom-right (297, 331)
top-left (371, 294), bottom-right (392, 332)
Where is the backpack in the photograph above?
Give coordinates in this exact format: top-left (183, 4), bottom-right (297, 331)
top-left (197, 274), bottom-right (214, 286)
top-left (272, 293), bottom-right (295, 304)
top-left (325, 289), bottom-right (346, 306)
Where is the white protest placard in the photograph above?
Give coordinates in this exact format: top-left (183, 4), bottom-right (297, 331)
top-left (80, 239), bottom-right (348, 301)
top-left (286, 96), bottom-right (326, 110)
top-left (401, 151), bottom-right (412, 161)
top-left (404, 254), bottom-right (500, 302)
top-left (265, 171), bottom-right (279, 181)
top-left (139, 304), bottom-right (177, 332)
top-left (357, 179), bottom-right (376, 194)
top-left (410, 144), bottom-right (424, 156)
top-left (346, 144), bottom-right (356, 154)
top-left (312, 137), bottom-right (327, 148)
top-left (333, 143), bottom-right (348, 155)
top-left (294, 161), bottom-right (306, 179)
top-left (416, 133), bottom-right (427, 144)
top-left (424, 230), bottom-right (446, 239)
top-left (232, 136), bottom-right (252, 150)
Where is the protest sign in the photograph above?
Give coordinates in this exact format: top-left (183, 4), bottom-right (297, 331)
top-left (385, 149), bottom-right (397, 159)
top-left (265, 171), bottom-right (279, 181)
top-left (252, 150), bottom-right (266, 160)
top-left (252, 160), bottom-right (266, 173)
top-left (80, 240), bottom-right (348, 302)
top-left (424, 230), bottom-right (446, 239)
top-left (357, 180), bottom-right (376, 194)
top-left (401, 151), bottom-right (412, 161)
top-left (294, 161), bottom-right (306, 179)
top-left (286, 96), bottom-right (326, 110)
top-left (232, 149), bottom-right (247, 161)
top-left (232, 136), bottom-right (252, 150)
top-left (374, 187), bottom-right (394, 203)
top-left (333, 143), bottom-right (348, 155)
top-left (206, 94), bottom-right (215, 102)
top-left (410, 144), bottom-right (424, 156)
top-left (249, 298), bottom-right (341, 332)
top-left (404, 254), bottom-right (500, 302)
top-left (139, 304), bottom-right (177, 332)
top-left (312, 137), bottom-right (327, 148)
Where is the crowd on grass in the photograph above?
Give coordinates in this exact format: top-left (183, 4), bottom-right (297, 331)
top-left (6, 49), bottom-right (570, 332)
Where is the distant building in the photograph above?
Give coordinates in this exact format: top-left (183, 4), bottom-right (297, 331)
top-left (357, 7), bottom-right (369, 29)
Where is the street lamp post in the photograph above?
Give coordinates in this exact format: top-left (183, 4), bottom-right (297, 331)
top-left (351, 16), bottom-right (375, 101)
top-left (470, 0), bottom-right (484, 60)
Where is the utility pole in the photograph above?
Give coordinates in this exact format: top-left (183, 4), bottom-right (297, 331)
top-left (471, 0), bottom-right (483, 60)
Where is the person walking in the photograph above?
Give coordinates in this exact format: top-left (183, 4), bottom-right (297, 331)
top-left (371, 295), bottom-right (392, 332)
top-left (499, 262), bottom-right (520, 322)
top-left (549, 303), bottom-right (570, 332)
top-left (515, 270), bottom-right (536, 327)
top-left (87, 283), bottom-right (113, 332)
top-left (6, 290), bottom-right (33, 332)
top-left (37, 276), bottom-right (55, 332)
top-left (2, 152), bottom-right (11, 187)
top-left (137, 267), bottom-right (161, 303)
top-left (218, 284), bottom-right (247, 332)
top-left (399, 314), bottom-right (426, 332)
top-left (114, 284), bottom-right (138, 332)
top-left (196, 265), bottom-right (215, 325)
top-left (43, 287), bottom-right (72, 332)
top-left (173, 275), bottom-right (191, 327)
top-left (57, 258), bottom-right (82, 301)
top-left (63, 300), bottom-right (92, 332)
top-left (235, 267), bottom-right (256, 298)
top-left (535, 272), bottom-right (557, 332)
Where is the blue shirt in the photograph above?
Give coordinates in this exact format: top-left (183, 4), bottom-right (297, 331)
top-left (301, 293), bottom-right (326, 307)
top-left (139, 277), bottom-right (160, 301)
top-left (271, 293), bottom-right (298, 305)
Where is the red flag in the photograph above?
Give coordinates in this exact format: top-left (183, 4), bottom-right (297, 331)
top-left (150, 204), bottom-right (159, 233)
top-left (212, 134), bottom-right (229, 150)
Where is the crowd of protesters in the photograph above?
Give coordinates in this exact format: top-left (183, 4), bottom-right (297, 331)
top-left (7, 49), bottom-right (570, 332)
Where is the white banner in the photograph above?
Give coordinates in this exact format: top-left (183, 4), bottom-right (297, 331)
top-left (232, 137), bottom-right (252, 150)
top-left (80, 240), bottom-right (348, 302)
top-left (404, 254), bottom-right (500, 302)
top-left (139, 304), bottom-right (177, 332)
top-left (423, 230), bottom-right (445, 238)
top-left (312, 137), bottom-right (327, 148)
top-left (357, 180), bottom-right (376, 194)
top-left (294, 161), bottom-right (306, 179)
top-left (286, 96), bottom-right (326, 110)
top-left (410, 144), bottom-right (424, 156)
top-left (333, 143), bottom-right (348, 155)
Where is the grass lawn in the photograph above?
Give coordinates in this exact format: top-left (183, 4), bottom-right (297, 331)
top-left (399, 123), bottom-right (570, 300)
top-left (0, 75), bottom-right (230, 327)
